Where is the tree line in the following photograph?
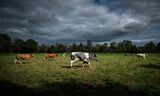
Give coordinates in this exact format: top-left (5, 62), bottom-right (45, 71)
top-left (0, 33), bottom-right (160, 53)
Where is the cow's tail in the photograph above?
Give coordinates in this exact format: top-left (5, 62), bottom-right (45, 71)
top-left (63, 52), bottom-right (68, 58)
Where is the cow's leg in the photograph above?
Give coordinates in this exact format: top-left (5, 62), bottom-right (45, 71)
top-left (18, 60), bottom-right (22, 64)
top-left (14, 59), bottom-right (17, 63)
top-left (143, 56), bottom-right (146, 60)
top-left (70, 59), bottom-right (78, 67)
top-left (83, 64), bottom-right (91, 68)
top-left (70, 60), bottom-right (75, 67)
top-left (83, 61), bottom-right (87, 68)
top-left (83, 61), bottom-right (91, 68)
top-left (83, 64), bottom-right (87, 68)
top-left (27, 59), bottom-right (30, 63)
top-left (88, 61), bottom-right (91, 68)
top-left (23, 60), bottom-right (27, 63)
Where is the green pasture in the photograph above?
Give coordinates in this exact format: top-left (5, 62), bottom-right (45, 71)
top-left (0, 53), bottom-right (160, 96)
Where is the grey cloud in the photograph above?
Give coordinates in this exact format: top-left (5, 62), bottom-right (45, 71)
top-left (0, 0), bottom-right (159, 44)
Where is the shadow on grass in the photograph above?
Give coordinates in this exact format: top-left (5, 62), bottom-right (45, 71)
top-left (139, 63), bottom-right (160, 70)
top-left (0, 80), bottom-right (35, 96)
top-left (1, 79), bottom-right (159, 96)
top-left (14, 61), bottom-right (32, 64)
top-left (61, 65), bottom-right (83, 69)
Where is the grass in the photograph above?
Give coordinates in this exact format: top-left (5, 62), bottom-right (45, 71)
top-left (0, 53), bottom-right (160, 96)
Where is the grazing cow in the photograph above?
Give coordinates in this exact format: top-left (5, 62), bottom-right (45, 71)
top-left (15, 54), bottom-right (34, 64)
top-left (70, 52), bottom-right (98, 68)
top-left (136, 53), bottom-right (148, 60)
top-left (44, 53), bottom-right (58, 61)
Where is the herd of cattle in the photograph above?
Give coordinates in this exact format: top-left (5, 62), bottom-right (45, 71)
top-left (14, 52), bottom-right (148, 68)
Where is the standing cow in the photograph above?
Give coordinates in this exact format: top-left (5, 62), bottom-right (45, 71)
top-left (136, 53), bottom-right (148, 60)
top-left (70, 52), bottom-right (98, 68)
top-left (15, 54), bottom-right (34, 64)
top-left (44, 53), bottom-right (58, 61)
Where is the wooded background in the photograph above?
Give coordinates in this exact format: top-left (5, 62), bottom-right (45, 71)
top-left (0, 33), bottom-right (160, 53)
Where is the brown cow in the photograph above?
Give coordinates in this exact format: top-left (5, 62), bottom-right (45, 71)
top-left (44, 53), bottom-right (58, 61)
top-left (15, 54), bottom-right (34, 64)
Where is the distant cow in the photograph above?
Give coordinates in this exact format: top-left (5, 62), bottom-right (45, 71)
top-left (70, 52), bottom-right (98, 68)
top-left (44, 53), bottom-right (58, 61)
top-left (136, 53), bottom-right (148, 60)
top-left (15, 54), bottom-right (34, 64)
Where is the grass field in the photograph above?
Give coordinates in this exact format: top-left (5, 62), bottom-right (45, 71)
top-left (0, 53), bottom-right (160, 96)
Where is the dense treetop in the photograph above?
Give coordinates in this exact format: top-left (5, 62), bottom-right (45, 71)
top-left (0, 33), bottom-right (159, 53)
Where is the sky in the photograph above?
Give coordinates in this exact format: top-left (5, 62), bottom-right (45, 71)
top-left (0, 0), bottom-right (160, 45)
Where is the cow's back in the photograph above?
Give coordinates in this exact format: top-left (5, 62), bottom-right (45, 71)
top-left (70, 52), bottom-right (89, 61)
top-left (16, 54), bottom-right (32, 60)
top-left (45, 53), bottom-right (58, 58)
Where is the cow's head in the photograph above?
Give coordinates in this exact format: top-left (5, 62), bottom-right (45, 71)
top-left (56, 53), bottom-right (58, 57)
top-left (30, 54), bottom-right (34, 57)
top-left (90, 53), bottom-right (98, 61)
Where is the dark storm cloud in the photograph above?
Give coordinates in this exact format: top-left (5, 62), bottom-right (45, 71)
top-left (94, 0), bottom-right (160, 43)
top-left (122, 0), bottom-right (160, 44)
top-left (0, 0), bottom-right (159, 44)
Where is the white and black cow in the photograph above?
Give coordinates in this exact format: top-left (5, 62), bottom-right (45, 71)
top-left (70, 52), bottom-right (97, 68)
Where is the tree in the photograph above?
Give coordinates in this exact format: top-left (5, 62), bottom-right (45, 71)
top-left (117, 42), bottom-right (123, 53)
top-left (86, 40), bottom-right (92, 52)
top-left (137, 46), bottom-right (145, 53)
top-left (99, 44), bottom-right (106, 53)
top-left (77, 43), bottom-right (84, 52)
top-left (156, 42), bottom-right (160, 53)
top-left (103, 43), bottom-right (108, 53)
top-left (0, 33), bottom-right (12, 53)
top-left (121, 40), bottom-right (133, 53)
top-left (23, 39), bottom-right (38, 53)
top-left (144, 41), bottom-right (156, 53)
top-left (38, 44), bottom-right (49, 53)
top-left (131, 45), bottom-right (137, 53)
top-left (109, 41), bottom-right (117, 52)
top-left (72, 43), bottom-right (77, 52)
top-left (12, 39), bottom-right (24, 53)
top-left (54, 43), bottom-right (66, 53)
top-left (48, 45), bottom-right (55, 53)
top-left (94, 44), bottom-right (101, 52)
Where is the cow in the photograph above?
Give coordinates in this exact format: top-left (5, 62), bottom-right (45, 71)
top-left (136, 53), bottom-right (148, 60)
top-left (70, 52), bottom-right (98, 68)
top-left (43, 53), bottom-right (58, 61)
top-left (15, 54), bottom-right (34, 64)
